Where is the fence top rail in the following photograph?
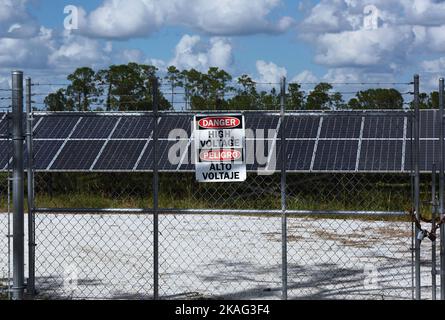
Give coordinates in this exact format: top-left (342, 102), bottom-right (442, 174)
top-left (31, 109), bottom-right (415, 117)
top-left (33, 207), bottom-right (408, 218)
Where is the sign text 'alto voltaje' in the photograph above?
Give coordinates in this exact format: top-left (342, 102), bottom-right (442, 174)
top-left (194, 114), bottom-right (246, 182)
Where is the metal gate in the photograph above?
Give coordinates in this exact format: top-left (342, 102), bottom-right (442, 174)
top-left (5, 72), bottom-right (445, 300)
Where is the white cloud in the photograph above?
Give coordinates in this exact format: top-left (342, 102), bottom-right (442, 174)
top-left (48, 32), bottom-right (110, 70)
top-left (400, 0), bottom-right (445, 26)
top-left (291, 70), bottom-right (318, 83)
top-left (77, 0), bottom-right (294, 39)
top-left (255, 60), bottom-right (287, 84)
top-left (0, 27), bottom-right (54, 68)
top-left (421, 57), bottom-right (445, 90)
top-left (0, 0), bottom-right (39, 38)
top-left (117, 49), bottom-right (146, 64)
top-left (422, 57), bottom-right (445, 73)
top-left (298, 0), bottom-right (445, 89)
top-left (313, 26), bottom-right (414, 69)
top-left (169, 35), bottom-right (234, 71)
top-left (78, 0), bottom-right (164, 39)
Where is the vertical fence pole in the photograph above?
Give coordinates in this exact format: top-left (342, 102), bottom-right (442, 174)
top-left (280, 77), bottom-right (287, 300)
top-left (152, 77), bottom-right (159, 300)
top-left (11, 71), bottom-right (25, 300)
top-left (414, 74), bottom-right (421, 300)
top-left (25, 77), bottom-right (35, 296)
top-left (432, 164), bottom-right (437, 300)
top-left (439, 77), bottom-right (445, 300)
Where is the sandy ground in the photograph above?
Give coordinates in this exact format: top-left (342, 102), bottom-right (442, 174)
top-left (0, 213), bottom-right (439, 300)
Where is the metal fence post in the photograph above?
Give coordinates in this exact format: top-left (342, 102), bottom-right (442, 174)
top-left (414, 74), bottom-right (421, 300)
top-left (25, 77), bottom-right (35, 296)
top-left (432, 164), bottom-right (437, 300)
top-left (11, 71), bottom-right (25, 300)
top-left (439, 77), bottom-right (445, 300)
top-left (152, 77), bottom-right (159, 300)
top-left (280, 77), bottom-right (288, 300)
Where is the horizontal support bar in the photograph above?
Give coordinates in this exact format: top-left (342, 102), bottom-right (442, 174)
top-left (31, 110), bottom-right (413, 117)
top-left (33, 207), bottom-right (408, 218)
top-left (0, 169), bottom-right (420, 174)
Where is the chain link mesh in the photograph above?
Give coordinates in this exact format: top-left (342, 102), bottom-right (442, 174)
top-left (0, 172), bottom-right (9, 298)
top-left (0, 111), bottom-right (11, 299)
top-left (17, 111), bottom-right (435, 300)
top-left (35, 212), bottom-right (153, 299)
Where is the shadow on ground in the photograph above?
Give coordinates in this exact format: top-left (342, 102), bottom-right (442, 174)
top-left (31, 256), bottom-right (415, 300)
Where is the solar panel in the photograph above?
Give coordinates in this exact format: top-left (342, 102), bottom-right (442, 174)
top-left (0, 140), bottom-right (11, 169)
top-left (358, 140), bottom-right (403, 171)
top-left (286, 140), bottom-right (316, 171)
top-left (71, 117), bottom-right (119, 139)
top-left (404, 140), bottom-right (440, 172)
top-left (34, 116), bottom-right (80, 139)
top-left (246, 139), bottom-right (282, 171)
top-left (137, 140), bottom-right (188, 171)
top-left (28, 140), bottom-right (64, 170)
top-left (420, 110), bottom-right (439, 139)
top-left (158, 116), bottom-right (192, 138)
top-left (93, 140), bottom-right (147, 170)
top-left (246, 115), bottom-right (279, 131)
top-left (1, 111), bottom-right (437, 173)
top-left (320, 116), bottom-right (362, 139)
top-left (406, 110), bottom-right (439, 139)
top-left (362, 117), bottom-right (405, 139)
top-left (283, 117), bottom-right (320, 139)
top-left (51, 140), bottom-right (105, 170)
top-left (313, 140), bottom-right (359, 171)
top-left (0, 113), bottom-right (9, 137)
top-left (111, 116), bottom-right (153, 139)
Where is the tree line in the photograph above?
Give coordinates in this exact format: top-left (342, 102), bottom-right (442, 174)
top-left (44, 63), bottom-right (440, 111)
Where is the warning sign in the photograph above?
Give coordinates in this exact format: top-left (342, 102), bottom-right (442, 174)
top-left (194, 114), bottom-right (246, 182)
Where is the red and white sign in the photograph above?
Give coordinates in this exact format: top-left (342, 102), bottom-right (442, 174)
top-left (194, 114), bottom-right (246, 183)
top-left (199, 149), bottom-right (242, 162)
top-left (198, 117), bottom-right (241, 130)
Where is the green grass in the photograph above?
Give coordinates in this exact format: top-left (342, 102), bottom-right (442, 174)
top-left (13, 190), bottom-right (416, 212)
top-left (0, 172), bottom-right (434, 222)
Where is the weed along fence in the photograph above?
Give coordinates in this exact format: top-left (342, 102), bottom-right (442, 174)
top-left (2, 71), bottom-right (445, 300)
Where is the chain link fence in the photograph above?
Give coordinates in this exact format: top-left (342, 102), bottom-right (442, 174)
top-left (0, 111), bottom-right (11, 299)
top-left (30, 143), bottom-right (417, 300)
top-left (0, 172), bottom-right (10, 299)
top-left (0, 105), bottom-right (427, 300)
top-left (0, 72), bottom-right (440, 300)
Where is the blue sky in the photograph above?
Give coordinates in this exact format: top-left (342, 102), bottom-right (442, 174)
top-left (25, 0), bottom-right (320, 78)
top-left (0, 0), bottom-right (445, 95)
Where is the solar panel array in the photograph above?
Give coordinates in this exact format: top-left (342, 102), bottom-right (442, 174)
top-left (0, 110), bottom-right (439, 173)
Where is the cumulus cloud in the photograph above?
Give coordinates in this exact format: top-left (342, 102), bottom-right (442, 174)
top-left (169, 35), bottom-right (234, 71)
top-left (399, 0), bottom-right (445, 26)
top-left (291, 70), bottom-right (318, 84)
top-left (77, 1), bottom-right (165, 39)
top-left (0, 27), bottom-right (54, 69)
top-left (48, 32), bottom-right (110, 70)
top-left (313, 26), bottom-right (415, 69)
top-left (255, 60), bottom-right (287, 84)
top-left (422, 57), bottom-right (445, 73)
top-left (76, 0), bottom-right (295, 39)
top-left (0, 0), bottom-right (39, 38)
top-left (298, 0), bottom-right (445, 89)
